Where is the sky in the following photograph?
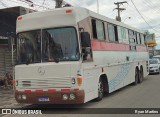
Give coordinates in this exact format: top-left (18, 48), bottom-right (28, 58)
top-left (0, 0), bottom-right (160, 49)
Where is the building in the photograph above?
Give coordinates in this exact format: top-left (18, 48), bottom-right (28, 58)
top-left (145, 32), bottom-right (157, 58)
top-left (0, 6), bottom-right (35, 79)
top-left (154, 49), bottom-right (160, 56)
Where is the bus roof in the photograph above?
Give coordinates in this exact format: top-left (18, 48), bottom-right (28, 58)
top-left (16, 7), bottom-right (145, 34)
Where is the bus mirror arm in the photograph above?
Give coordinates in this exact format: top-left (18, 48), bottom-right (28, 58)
top-left (81, 48), bottom-right (88, 61)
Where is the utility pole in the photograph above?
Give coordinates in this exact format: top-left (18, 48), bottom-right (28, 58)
top-left (55, 0), bottom-right (63, 8)
top-left (114, 1), bottom-right (127, 22)
top-left (97, 0), bottom-right (99, 13)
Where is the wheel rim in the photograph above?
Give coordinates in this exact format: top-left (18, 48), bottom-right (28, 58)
top-left (98, 80), bottom-right (103, 98)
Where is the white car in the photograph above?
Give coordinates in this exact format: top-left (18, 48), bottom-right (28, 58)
top-left (149, 59), bottom-right (160, 74)
top-left (152, 55), bottom-right (160, 64)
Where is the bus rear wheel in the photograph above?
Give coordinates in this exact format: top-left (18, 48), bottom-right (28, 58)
top-left (134, 68), bottom-right (139, 85)
top-left (139, 68), bottom-right (143, 83)
top-left (95, 78), bottom-right (104, 101)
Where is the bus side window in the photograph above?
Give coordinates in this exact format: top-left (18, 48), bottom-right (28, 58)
top-left (136, 33), bottom-right (140, 45)
top-left (108, 23), bottom-right (118, 42)
top-left (114, 25), bottom-right (118, 42)
top-left (92, 19), bottom-right (97, 39)
top-left (139, 33), bottom-right (142, 44)
top-left (81, 32), bottom-right (92, 61)
top-left (91, 19), bottom-right (105, 40)
top-left (128, 30), bottom-right (136, 51)
top-left (140, 33), bottom-right (145, 45)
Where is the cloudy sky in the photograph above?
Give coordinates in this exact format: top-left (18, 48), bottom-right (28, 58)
top-left (0, 0), bottom-right (160, 49)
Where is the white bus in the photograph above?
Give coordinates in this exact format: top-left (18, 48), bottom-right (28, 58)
top-left (15, 7), bottom-right (149, 104)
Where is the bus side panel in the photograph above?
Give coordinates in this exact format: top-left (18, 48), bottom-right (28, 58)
top-left (90, 51), bottom-right (148, 94)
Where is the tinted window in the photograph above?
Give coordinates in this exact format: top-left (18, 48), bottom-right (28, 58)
top-left (17, 30), bottom-right (41, 64)
top-left (42, 27), bottom-right (79, 62)
top-left (140, 34), bottom-right (145, 45)
top-left (128, 30), bottom-right (136, 51)
top-left (108, 24), bottom-right (115, 41)
top-left (117, 26), bottom-right (129, 44)
top-left (96, 20), bottom-right (105, 40)
top-left (92, 19), bottom-right (105, 40)
top-left (16, 27), bottom-right (79, 64)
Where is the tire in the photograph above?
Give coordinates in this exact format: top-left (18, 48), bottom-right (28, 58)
top-left (138, 68), bottom-right (143, 83)
top-left (134, 68), bottom-right (139, 85)
top-left (95, 78), bottom-right (104, 101)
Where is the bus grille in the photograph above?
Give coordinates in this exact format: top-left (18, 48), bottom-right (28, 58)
top-left (17, 77), bottom-right (72, 89)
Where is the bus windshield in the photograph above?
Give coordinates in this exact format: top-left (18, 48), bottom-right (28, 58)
top-left (17, 27), bottom-right (79, 64)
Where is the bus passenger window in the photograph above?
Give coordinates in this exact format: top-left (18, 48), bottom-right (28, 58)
top-left (91, 19), bottom-right (105, 40)
top-left (108, 24), bottom-right (118, 42)
top-left (114, 26), bottom-right (118, 42)
top-left (139, 33), bottom-right (142, 44)
top-left (92, 19), bottom-right (97, 39)
top-left (140, 34), bottom-right (145, 45)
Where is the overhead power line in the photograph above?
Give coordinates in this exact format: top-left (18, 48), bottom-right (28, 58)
top-left (42, 0), bottom-right (46, 6)
top-left (0, 1), bottom-right (9, 7)
top-left (16, 0), bottom-right (51, 9)
top-left (130, 0), bottom-right (160, 33)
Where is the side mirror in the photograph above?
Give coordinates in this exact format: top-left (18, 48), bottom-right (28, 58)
top-left (81, 32), bottom-right (91, 47)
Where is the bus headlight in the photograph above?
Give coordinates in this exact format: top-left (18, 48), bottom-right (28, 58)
top-left (17, 95), bottom-right (21, 100)
top-left (62, 94), bottom-right (68, 100)
top-left (22, 95), bottom-right (27, 100)
top-left (69, 94), bottom-right (75, 100)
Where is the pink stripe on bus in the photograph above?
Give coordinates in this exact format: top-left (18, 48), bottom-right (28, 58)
top-left (91, 40), bottom-right (147, 52)
top-left (136, 45), bottom-right (147, 52)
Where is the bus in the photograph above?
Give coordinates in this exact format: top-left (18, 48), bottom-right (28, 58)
top-left (15, 7), bottom-right (149, 104)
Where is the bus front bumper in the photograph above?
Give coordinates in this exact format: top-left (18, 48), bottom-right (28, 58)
top-left (15, 90), bottom-right (84, 104)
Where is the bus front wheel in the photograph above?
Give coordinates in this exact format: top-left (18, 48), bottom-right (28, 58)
top-left (95, 78), bottom-right (104, 101)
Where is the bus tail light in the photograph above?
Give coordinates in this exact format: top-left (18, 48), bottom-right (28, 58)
top-left (77, 76), bottom-right (82, 86)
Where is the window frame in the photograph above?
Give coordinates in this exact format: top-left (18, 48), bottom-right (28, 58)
top-left (91, 18), bottom-right (106, 41)
top-left (16, 26), bottom-right (80, 65)
top-left (107, 23), bottom-right (119, 43)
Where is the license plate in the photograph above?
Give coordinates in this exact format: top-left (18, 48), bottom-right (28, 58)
top-left (38, 97), bottom-right (50, 102)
